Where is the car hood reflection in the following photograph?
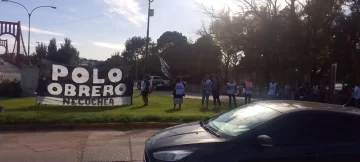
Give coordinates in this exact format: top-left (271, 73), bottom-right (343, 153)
top-left (149, 122), bottom-right (224, 149)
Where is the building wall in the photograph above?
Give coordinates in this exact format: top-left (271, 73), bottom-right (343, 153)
top-left (21, 66), bottom-right (39, 96)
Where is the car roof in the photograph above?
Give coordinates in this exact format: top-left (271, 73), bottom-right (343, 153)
top-left (255, 100), bottom-right (360, 115)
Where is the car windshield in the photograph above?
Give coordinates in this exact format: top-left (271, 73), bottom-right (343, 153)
top-left (204, 104), bottom-right (281, 138)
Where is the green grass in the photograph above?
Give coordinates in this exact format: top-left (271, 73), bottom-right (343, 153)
top-left (0, 94), bottom-right (230, 124)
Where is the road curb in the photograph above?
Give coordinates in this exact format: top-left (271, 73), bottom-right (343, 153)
top-left (0, 122), bottom-right (181, 131)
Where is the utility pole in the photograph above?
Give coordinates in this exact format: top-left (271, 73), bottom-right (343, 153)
top-left (145, 0), bottom-right (154, 73)
top-left (1, 0), bottom-right (56, 65)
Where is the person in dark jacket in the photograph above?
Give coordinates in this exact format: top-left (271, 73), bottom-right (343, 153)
top-left (141, 75), bottom-right (151, 106)
top-left (212, 76), bottom-right (221, 108)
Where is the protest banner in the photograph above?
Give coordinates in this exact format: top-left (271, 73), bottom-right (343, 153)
top-left (36, 61), bottom-right (133, 106)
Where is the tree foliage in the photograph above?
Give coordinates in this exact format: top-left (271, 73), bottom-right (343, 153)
top-left (198, 0), bottom-right (360, 86)
top-left (41, 38), bottom-right (80, 65)
top-left (30, 43), bottom-right (47, 65)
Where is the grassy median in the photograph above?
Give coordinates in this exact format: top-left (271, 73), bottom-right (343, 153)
top-left (0, 94), bottom-right (229, 124)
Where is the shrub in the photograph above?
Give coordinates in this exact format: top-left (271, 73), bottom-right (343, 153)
top-left (0, 79), bottom-right (22, 97)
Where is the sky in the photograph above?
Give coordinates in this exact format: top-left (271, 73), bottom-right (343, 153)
top-left (0, 0), bottom-right (238, 60)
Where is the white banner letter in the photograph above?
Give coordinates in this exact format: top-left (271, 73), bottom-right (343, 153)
top-left (108, 68), bottom-right (122, 83)
top-left (64, 84), bottom-right (76, 96)
top-left (93, 69), bottom-right (105, 84)
top-left (114, 83), bottom-right (127, 95)
top-left (72, 67), bottom-right (89, 84)
top-left (52, 64), bottom-right (68, 81)
top-left (92, 86), bottom-right (101, 97)
top-left (47, 83), bottom-right (62, 95)
top-left (103, 85), bottom-right (114, 96)
top-left (78, 85), bottom-right (90, 96)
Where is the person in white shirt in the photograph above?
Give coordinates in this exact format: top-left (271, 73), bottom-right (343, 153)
top-left (227, 78), bottom-right (237, 108)
top-left (284, 84), bottom-right (290, 100)
top-left (201, 74), bottom-right (212, 109)
top-left (173, 76), bottom-right (185, 109)
top-left (355, 83), bottom-right (360, 108)
top-left (268, 78), bottom-right (277, 100)
top-left (243, 77), bottom-right (254, 104)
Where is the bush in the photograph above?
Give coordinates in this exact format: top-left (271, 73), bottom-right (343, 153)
top-left (0, 79), bottom-right (22, 97)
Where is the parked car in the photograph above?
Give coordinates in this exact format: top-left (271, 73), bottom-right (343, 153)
top-left (136, 76), bottom-right (171, 90)
top-left (149, 76), bottom-right (171, 90)
top-left (144, 101), bottom-right (360, 162)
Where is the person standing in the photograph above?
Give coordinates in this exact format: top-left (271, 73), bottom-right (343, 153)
top-left (290, 83), bottom-right (296, 100)
top-left (355, 82), bottom-right (360, 108)
top-left (268, 78), bottom-right (277, 100)
top-left (201, 74), bottom-right (212, 109)
top-left (141, 75), bottom-right (150, 106)
top-left (212, 76), bottom-right (221, 108)
top-left (227, 78), bottom-right (237, 108)
top-left (284, 84), bottom-right (290, 100)
top-left (244, 77), bottom-right (254, 104)
top-left (312, 85), bottom-right (320, 102)
top-left (173, 76), bottom-right (185, 109)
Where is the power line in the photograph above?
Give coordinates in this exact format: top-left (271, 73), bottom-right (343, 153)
top-left (45, 3), bottom-right (148, 26)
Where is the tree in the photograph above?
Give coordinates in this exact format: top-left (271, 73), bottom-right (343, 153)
top-left (45, 38), bottom-right (79, 65)
top-left (102, 52), bottom-right (125, 68)
top-left (208, 9), bottom-right (246, 81)
top-left (57, 38), bottom-right (80, 65)
top-left (46, 38), bottom-right (58, 62)
top-left (121, 36), bottom-right (148, 80)
top-left (30, 43), bottom-right (47, 65)
top-left (197, 0), bottom-right (355, 86)
top-left (191, 35), bottom-right (223, 82)
top-left (157, 31), bottom-right (188, 52)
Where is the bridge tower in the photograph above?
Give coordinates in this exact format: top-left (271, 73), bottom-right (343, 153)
top-left (0, 38), bottom-right (8, 54)
top-left (0, 21), bottom-right (27, 65)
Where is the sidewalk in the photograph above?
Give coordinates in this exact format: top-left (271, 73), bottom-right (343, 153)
top-left (0, 129), bottom-right (159, 162)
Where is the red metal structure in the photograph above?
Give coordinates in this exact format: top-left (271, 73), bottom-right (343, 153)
top-left (0, 38), bottom-right (8, 54)
top-left (0, 21), bottom-right (27, 65)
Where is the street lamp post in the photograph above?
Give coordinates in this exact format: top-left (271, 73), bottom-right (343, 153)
top-left (1, 0), bottom-right (56, 65)
top-left (145, 0), bottom-right (154, 72)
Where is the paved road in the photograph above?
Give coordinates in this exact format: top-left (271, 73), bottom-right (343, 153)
top-left (0, 129), bottom-right (159, 162)
top-left (0, 57), bottom-right (20, 81)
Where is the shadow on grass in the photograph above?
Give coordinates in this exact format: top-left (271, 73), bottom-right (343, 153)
top-left (130, 105), bottom-right (146, 110)
top-left (0, 97), bottom-right (32, 101)
top-left (165, 108), bottom-right (182, 113)
top-left (5, 105), bottom-right (129, 112)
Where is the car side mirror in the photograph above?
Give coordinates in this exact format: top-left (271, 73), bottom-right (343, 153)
top-left (254, 135), bottom-right (273, 152)
top-left (257, 135), bottom-right (273, 147)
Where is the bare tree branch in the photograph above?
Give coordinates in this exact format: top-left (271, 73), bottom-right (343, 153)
top-left (196, 22), bottom-right (212, 36)
top-left (267, 0), bottom-right (278, 15)
top-left (284, 0), bottom-right (291, 6)
top-left (197, 3), bottom-right (220, 20)
top-left (296, 0), bottom-right (306, 8)
top-left (236, 0), bottom-right (267, 20)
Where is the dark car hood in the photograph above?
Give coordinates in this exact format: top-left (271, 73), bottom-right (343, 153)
top-left (147, 122), bottom-right (224, 149)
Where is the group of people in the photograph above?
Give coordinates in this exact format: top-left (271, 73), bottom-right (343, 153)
top-left (193, 74), bottom-right (255, 109)
top-left (139, 74), bottom-right (360, 109)
top-left (139, 74), bottom-right (255, 109)
top-left (139, 74), bottom-right (187, 109)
